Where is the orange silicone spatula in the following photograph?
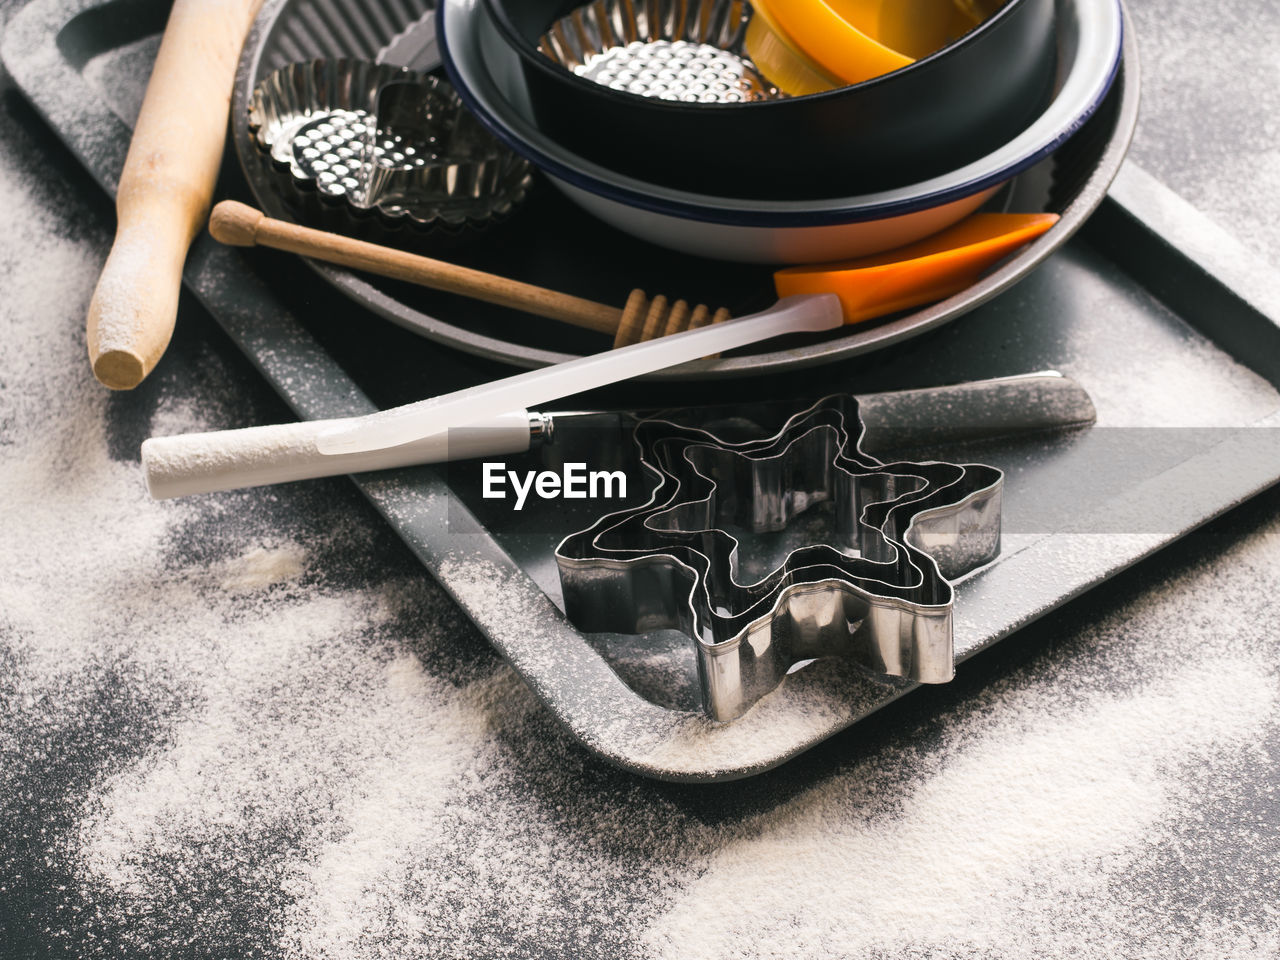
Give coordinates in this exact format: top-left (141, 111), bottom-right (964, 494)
top-left (774, 212), bottom-right (1060, 324)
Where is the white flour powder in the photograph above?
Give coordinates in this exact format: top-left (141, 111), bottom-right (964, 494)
top-left (220, 543), bottom-right (307, 592)
top-left (1127, 4), bottom-right (1280, 267)
top-left (3, 5), bottom-right (1280, 956)
top-left (646, 656), bottom-right (1277, 959)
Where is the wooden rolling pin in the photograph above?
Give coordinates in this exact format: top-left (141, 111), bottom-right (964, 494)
top-left (86, 0), bottom-right (266, 390)
top-left (208, 200), bottom-right (731, 347)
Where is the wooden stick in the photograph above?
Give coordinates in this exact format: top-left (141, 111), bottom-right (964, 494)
top-left (210, 201), bottom-right (624, 336)
top-left (86, 0), bottom-right (266, 390)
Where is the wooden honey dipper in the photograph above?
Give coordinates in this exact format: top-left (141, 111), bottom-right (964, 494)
top-left (208, 201), bottom-right (731, 347)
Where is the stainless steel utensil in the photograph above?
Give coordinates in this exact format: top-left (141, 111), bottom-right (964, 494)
top-left (247, 57), bottom-right (532, 233)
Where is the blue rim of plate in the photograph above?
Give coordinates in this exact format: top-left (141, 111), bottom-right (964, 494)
top-left (438, 0), bottom-right (1123, 228)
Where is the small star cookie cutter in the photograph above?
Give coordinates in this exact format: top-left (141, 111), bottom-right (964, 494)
top-left (555, 394), bottom-right (1003, 721)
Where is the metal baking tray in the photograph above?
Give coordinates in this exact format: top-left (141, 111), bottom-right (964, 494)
top-left (9, 0), bottom-right (1280, 782)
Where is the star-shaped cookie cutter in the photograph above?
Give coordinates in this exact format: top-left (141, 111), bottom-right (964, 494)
top-left (555, 395), bottom-right (1003, 721)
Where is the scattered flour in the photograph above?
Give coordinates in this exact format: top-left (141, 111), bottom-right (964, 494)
top-left (644, 656), bottom-right (1277, 959)
top-left (220, 543), bottom-right (307, 592)
top-left (3, 2), bottom-right (1280, 957)
top-left (1127, 3), bottom-right (1280, 267)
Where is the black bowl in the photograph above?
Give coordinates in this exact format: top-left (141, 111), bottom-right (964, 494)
top-left (485, 0), bottom-right (1057, 201)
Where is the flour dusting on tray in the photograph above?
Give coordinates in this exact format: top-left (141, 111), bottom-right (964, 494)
top-left (3, 15), bottom-right (1280, 957)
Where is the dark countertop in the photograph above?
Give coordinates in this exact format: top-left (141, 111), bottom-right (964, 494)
top-left (1, 1), bottom-right (1278, 957)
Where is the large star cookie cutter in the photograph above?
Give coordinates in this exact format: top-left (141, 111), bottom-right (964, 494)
top-left (555, 395), bottom-right (1003, 721)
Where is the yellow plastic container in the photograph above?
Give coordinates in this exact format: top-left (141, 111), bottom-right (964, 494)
top-left (747, 0), bottom-right (1002, 96)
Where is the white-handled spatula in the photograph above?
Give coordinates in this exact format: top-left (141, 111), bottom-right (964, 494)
top-left (142, 368), bottom-right (1099, 501)
top-left (142, 294), bottom-right (843, 498)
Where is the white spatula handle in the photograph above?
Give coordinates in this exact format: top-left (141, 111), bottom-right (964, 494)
top-left (142, 409), bottom-right (535, 500)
